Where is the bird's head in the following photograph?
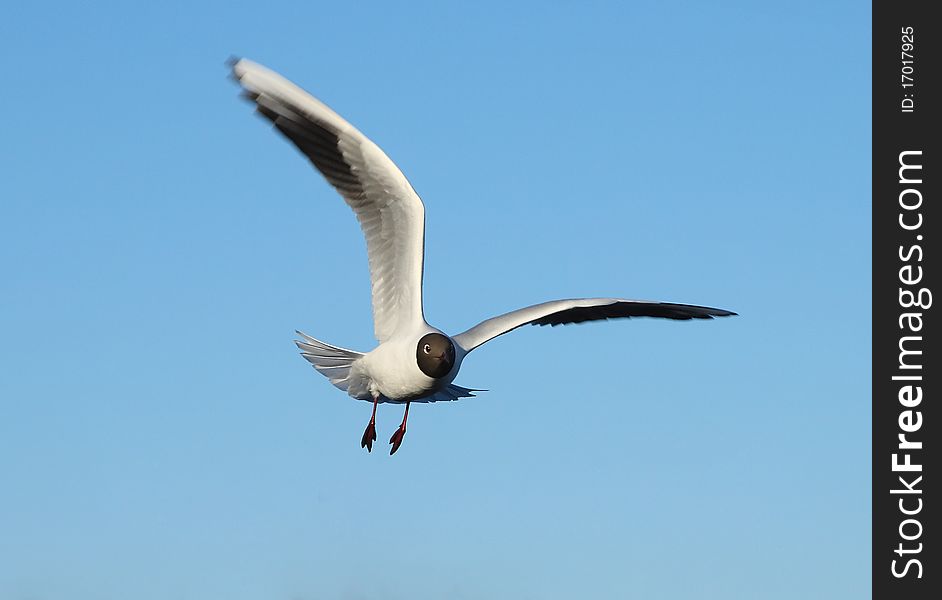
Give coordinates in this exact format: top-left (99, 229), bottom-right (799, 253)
top-left (416, 333), bottom-right (456, 378)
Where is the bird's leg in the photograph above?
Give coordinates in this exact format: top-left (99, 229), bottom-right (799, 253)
top-left (360, 395), bottom-right (379, 452)
top-left (388, 402), bottom-right (410, 455)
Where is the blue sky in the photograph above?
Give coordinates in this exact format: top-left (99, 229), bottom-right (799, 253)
top-left (1, 1), bottom-right (870, 598)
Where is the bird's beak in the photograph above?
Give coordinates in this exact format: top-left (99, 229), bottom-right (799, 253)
top-left (439, 352), bottom-right (455, 368)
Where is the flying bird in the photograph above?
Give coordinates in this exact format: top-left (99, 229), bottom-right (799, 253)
top-left (230, 58), bottom-right (735, 455)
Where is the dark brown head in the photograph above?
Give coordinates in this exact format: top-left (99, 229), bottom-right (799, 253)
top-left (416, 333), bottom-right (456, 379)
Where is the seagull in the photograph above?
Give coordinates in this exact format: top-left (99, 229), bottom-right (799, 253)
top-left (231, 58), bottom-right (736, 455)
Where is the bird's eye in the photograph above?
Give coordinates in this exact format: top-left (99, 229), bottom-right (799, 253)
top-left (423, 344), bottom-right (431, 354)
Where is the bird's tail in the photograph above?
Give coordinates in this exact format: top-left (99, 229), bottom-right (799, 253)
top-left (294, 331), bottom-right (364, 392)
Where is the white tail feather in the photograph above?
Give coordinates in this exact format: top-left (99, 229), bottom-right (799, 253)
top-left (294, 331), bottom-right (364, 392)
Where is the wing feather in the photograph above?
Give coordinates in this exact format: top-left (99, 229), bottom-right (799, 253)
top-left (453, 298), bottom-right (736, 352)
top-left (233, 59), bottom-right (426, 342)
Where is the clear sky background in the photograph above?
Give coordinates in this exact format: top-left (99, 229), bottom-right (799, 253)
top-left (1, 1), bottom-right (871, 598)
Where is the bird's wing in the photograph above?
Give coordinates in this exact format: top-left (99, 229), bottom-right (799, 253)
top-left (232, 58), bottom-right (426, 342)
top-left (417, 384), bottom-right (483, 403)
top-left (452, 298), bottom-right (736, 352)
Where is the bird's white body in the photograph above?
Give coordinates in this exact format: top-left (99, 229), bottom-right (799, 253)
top-left (348, 327), bottom-right (465, 403)
top-left (231, 58), bottom-right (734, 452)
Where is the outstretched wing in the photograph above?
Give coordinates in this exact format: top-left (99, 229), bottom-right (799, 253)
top-left (453, 298), bottom-right (736, 352)
top-left (232, 58), bottom-right (426, 342)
